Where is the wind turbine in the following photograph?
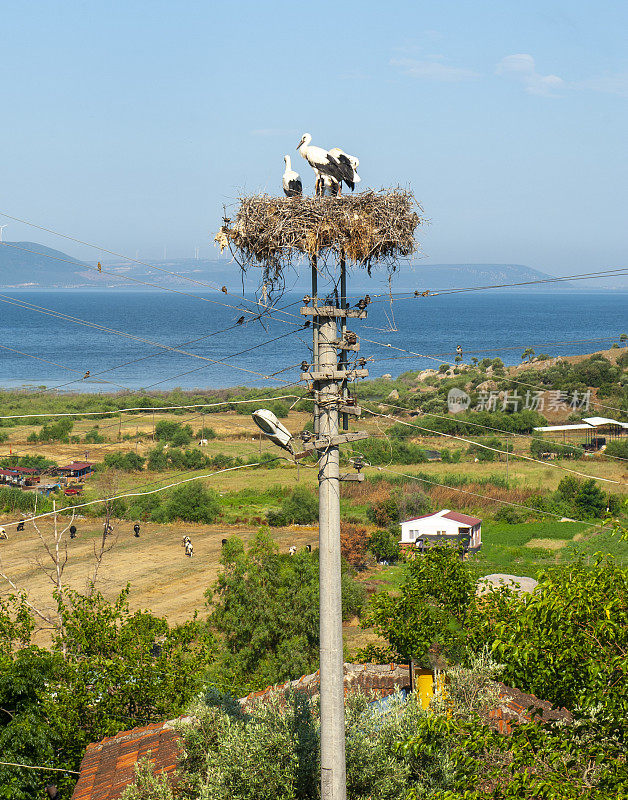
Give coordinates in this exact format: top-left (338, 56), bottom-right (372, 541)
top-left (0, 224), bottom-right (8, 242)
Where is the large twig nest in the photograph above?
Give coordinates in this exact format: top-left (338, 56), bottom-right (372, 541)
top-left (216, 189), bottom-right (424, 286)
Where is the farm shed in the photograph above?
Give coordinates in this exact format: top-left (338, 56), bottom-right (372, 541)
top-left (400, 509), bottom-right (482, 553)
top-left (534, 416), bottom-right (628, 450)
top-left (56, 461), bottom-right (94, 479)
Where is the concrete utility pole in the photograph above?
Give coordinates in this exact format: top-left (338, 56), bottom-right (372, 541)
top-left (301, 254), bottom-right (368, 800)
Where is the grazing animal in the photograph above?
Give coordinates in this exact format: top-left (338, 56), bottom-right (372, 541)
top-left (305, 544), bottom-right (312, 552)
top-left (69, 525), bottom-right (77, 539)
top-left (185, 541), bottom-right (194, 557)
top-left (282, 155), bottom-right (302, 197)
top-left (182, 535), bottom-right (191, 547)
top-left (16, 521), bottom-right (25, 532)
top-left (133, 523), bottom-right (141, 537)
top-left (288, 545), bottom-right (297, 556)
top-left (221, 538), bottom-right (228, 546)
top-left (0, 527), bottom-right (7, 540)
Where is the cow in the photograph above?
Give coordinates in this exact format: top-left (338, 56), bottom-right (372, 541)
top-left (0, 527), bottom-right (7, 540)
top-left (185, 541), bottom-right (194, 557)
top-left (288, 545), bottom-right (297, 556)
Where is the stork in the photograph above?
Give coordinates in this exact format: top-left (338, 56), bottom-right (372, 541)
top-left (319, 173), bottom-right (340, 197)
top-left (328, 147), bottom-right (360, 192)
top-left (296, 133), bottom-right (345, 197)
top-left (282, 155), bottom-right (302, 197)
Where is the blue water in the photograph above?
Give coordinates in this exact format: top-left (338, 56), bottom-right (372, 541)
top-left (0, 291), bottom-right (625, 392)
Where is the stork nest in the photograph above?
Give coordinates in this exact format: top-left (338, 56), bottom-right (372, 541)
top-left (215, 189), bottom-right (423, 285)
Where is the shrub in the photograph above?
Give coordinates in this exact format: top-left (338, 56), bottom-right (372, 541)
top-left (196, 426), bottom-right (217, 440)
top-left (174, 690), bottom-right (426, 800)
top-left (156, 482), bottom-right (221, 524)
top-left (154, 420), bottom-right (193, 447)
top-left (103, 452), bottom-right (146, 472)
top-left (606, 439), bottom-right (628, 459)
top-left (340, 524), bottom-right (370, 570)
top-left (267, 485), bottom-right (318, 526)
top-left (84, 428), bottom-right (105, 443)
top-left (368, 529), bottom-right (401, 563)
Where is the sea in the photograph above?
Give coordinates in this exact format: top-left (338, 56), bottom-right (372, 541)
top-left (0, 290), bottom-right (625, 393)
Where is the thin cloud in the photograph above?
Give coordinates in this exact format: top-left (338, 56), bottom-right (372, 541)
top-left (391, 57), bottom-right (479, 82)
top-left (496, 54), bottom-right (564, 96)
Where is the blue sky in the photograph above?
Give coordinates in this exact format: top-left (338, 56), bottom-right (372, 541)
top-left (1, 0), bottom-right (627, 275)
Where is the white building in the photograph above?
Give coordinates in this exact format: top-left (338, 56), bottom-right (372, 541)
top-left (400, 509), bottom-right (482, 553)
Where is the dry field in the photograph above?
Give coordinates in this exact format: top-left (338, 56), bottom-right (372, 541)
top-left (0, 515), bottom-right (318, 646)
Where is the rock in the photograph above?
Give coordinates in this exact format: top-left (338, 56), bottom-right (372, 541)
top-left (476, 380), bottom-right (498, 392)
top-left (486, 366), bottom-right (494, 377)
top-left (382, 373), bottom-right (392, 380)
top-left (477, 574), bottom-right (538, 596)
top-left (416, 369), bottom-right (437, 381)
top-left (388, 389), bottom-right (400, 400)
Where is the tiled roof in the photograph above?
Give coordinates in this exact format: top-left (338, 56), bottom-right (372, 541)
top-left (72, 667), bottom-right (571, 798)
top-left (71, 720), bottom-right (181, 800)
top-left (442, 511), bottom-right (482, 526)
top-left (59, 461), bottom-right (93, 471)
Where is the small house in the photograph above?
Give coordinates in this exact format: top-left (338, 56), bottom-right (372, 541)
top-left (400, 509), bottom-right (482, 553)
top-left (56, 461), bottom-right (94, 480)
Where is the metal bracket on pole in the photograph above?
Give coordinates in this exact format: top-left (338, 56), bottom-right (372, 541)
top-left (294, 430), bottom-right (369, 458)
top-left (301, 306), bottom-right (367, 319)
top-left (301, 369), bottom-right (369, 381)
top-left (339, 473), bottom-right (365, 482)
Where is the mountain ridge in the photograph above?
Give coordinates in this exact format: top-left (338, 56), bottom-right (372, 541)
top-left (1, 242), bottom-right (624, 291)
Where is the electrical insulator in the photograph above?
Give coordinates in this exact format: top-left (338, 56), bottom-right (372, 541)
top-left (345, 331), bottom-right (357, 345)
top-left (364, 294), bottom-right (371, 305)
top-left (300, 430), bottom-right (312, 443)
top-left (302, 295), bottom-right (311, 305)
top-left (301, 360), bottom-right (310, 372)
top-left (358, 357), bottom-right (366, 367)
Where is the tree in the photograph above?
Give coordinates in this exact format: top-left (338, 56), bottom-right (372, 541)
top-left (340, 523), bottom-right (370, 570)
top-left (368, 528), bottom-right (401, 563)
top-left (157, 481), bottom-right (221, 523)
top-left (0, 587), bottom-right (215, 799)
top-left (521, 347), bottom-right (535, 363)
top-left (267, 485), bottom-right (318, 526)
top-left (206, 531), bottom-right (364, 691)
top-left (574, 478), bottom-right (607, 517)
top-left (365, 543), bottom-right (475, 668)
top-left (469, 557), bottom-right (628, 739)
top-left (620, 332), bottom-right (627, 345)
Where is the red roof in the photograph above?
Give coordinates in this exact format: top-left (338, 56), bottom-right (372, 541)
top-left (71, 720), bottom-right (180, 800)
top-left (442, 511), bottom-right (482, 526)
top-left (71, 666), bottom-right (570, 798)
top-left (59, 461), bottom-right (94, 471)
top-left (13, 466), bottom-right (38, 474)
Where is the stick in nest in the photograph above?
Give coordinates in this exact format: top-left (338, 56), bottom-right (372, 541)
top-left (215, 189), bottom-right (424, 288)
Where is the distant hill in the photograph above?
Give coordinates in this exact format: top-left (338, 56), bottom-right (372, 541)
top-left (1, 243), bottom-right (624, 291)
top-left (0, 241), bottom-right (86, 287)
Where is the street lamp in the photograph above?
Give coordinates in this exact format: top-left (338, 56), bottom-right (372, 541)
top-left (251, 409), bottom-right (295, 454)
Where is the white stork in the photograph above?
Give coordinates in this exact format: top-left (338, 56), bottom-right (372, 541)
top-left (296, 133), bottom-right (346, 196)
top-left (328, 147), bottom-right (361, 192)
top-left (320, 173), bottom-right (340, 197)
top-left (282, 155), bottom-right (302, 197)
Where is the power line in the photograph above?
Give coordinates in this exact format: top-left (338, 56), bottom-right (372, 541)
top-left (0, 211), bottom-right (307, 325)
top-left (0, 241), bottom-right (263, 319)
top-left (0, 760), bottom-right (79, 775)
top-left (369, 265), bottom-right (628, 299)
top-left (370, 464), bottom-right (609, 526)
top-left (359, 335), bottom-right (627, 417)
top-left (363, 408), bottom-right (625, 485)
top-left (0, 293), bottom-right (297, 385)
top-left (2, 459), bottom-right (284, 529)
top-left (372, 400), bottom-right (628, 464)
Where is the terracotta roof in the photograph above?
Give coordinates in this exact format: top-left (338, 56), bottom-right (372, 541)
top-left (59, 461), bottom-right (93, 471)
top-left (72, 667), bottom-right (571, 797)
top-left (442, 511), bottom-right (482, 526)
top-left (71, 720), bottom-right (181, 800)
